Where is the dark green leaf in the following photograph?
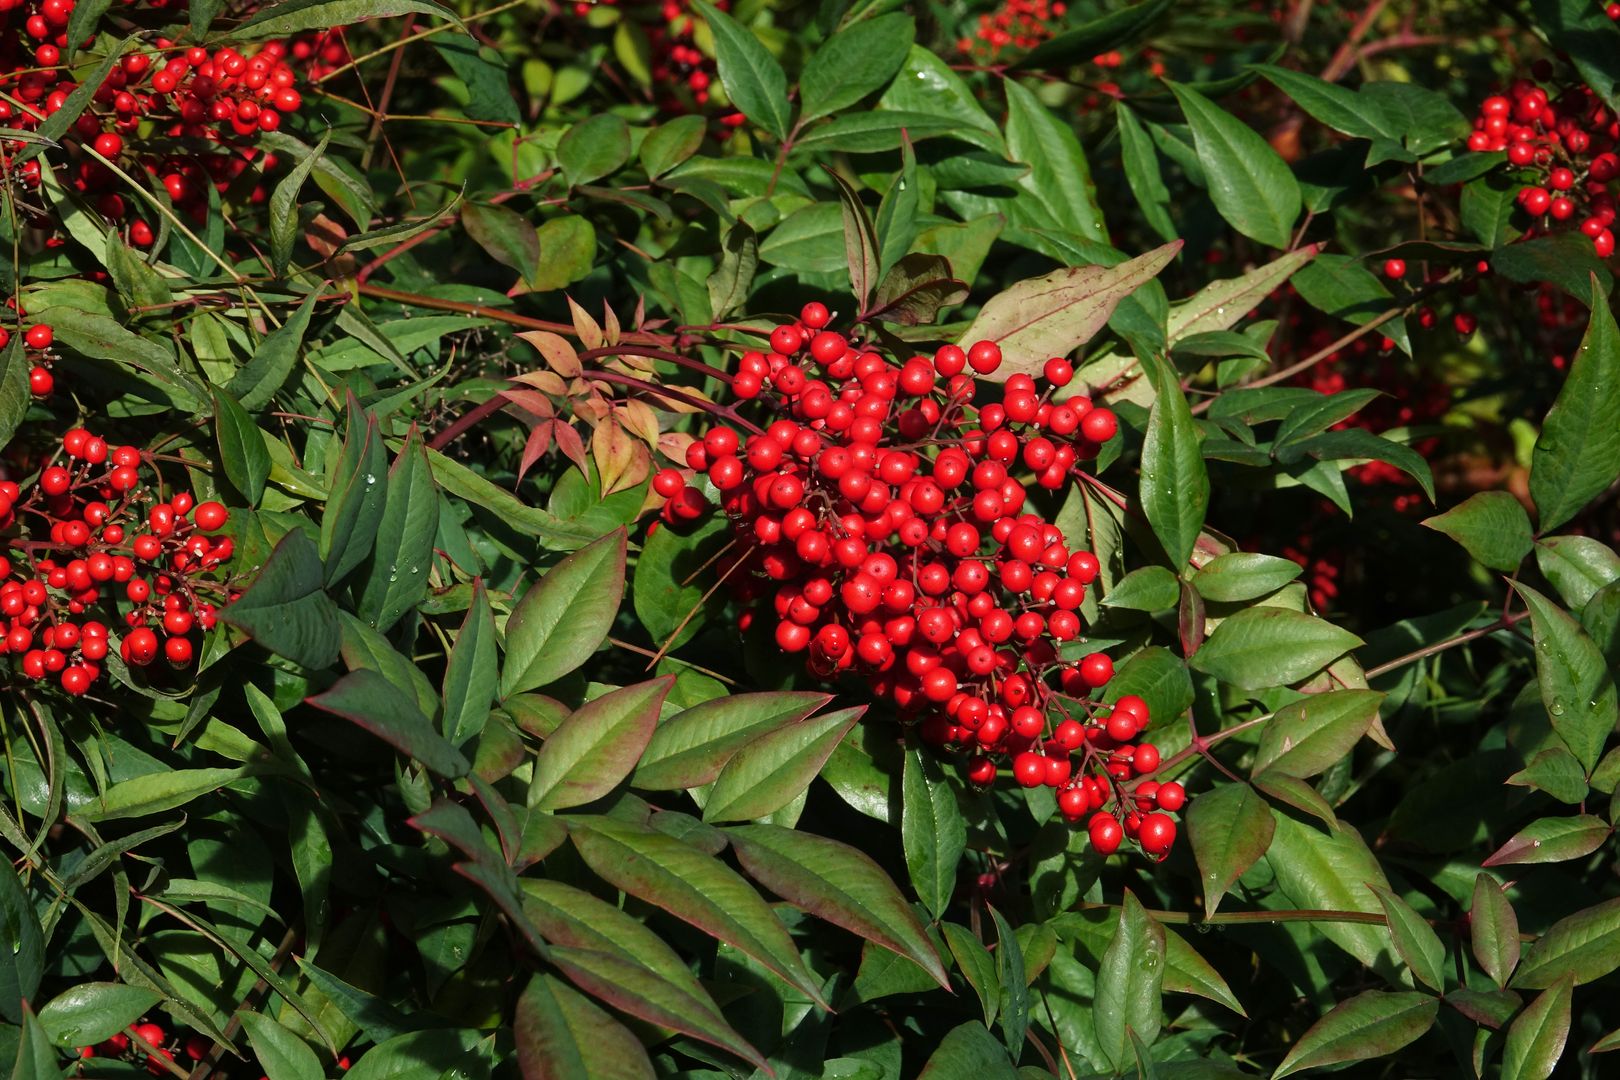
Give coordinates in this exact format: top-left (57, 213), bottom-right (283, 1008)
top-left (462, 202), bottom-right (539, 281)
top-left (1117, 103), bottom-right (1176, 242)
top-left (433, 35), bottom-right (518, 124)
top-left (1272, 991), bottom-right (1438, 1078)
top-left (228, 291), bottom-right (319, 410)
top-left (915, 1022), bottom-right (1017, 1080)
top-left (692, 1), bottom-right (790, 141)
top-left (531, 677), bottom-right (671, 810)
top-left (640, 115), bottom-right (706, 178)
top-left (1288, 427), bottom-right (1435, 501)
top-left (234, 0), bottom-right (464, 38)
top-left (320, 393), bottom-right (389, 588)
top-left (902, 747), bottom-right (966, 920)
top-left (1531, 277), bottom-right (1620, 531)
top-left (1140, 351), bottom-right (1209, 569)
top-left (307, 669), bottom-right (470, 778)
top-left (943, 924), bottom-right (999, 1028)
top-left (1192, 553), bottom-right (1302, 602)
top-left (988, 905), bottom-right (1027, 1056)
top-left (355, 426), bottom-right (437, 631)
top-left (1168, 80), bottom-right (1301, 249)
top-left (37, 983), bottom-right (160, 1049)
top-left (0, 863), bottom-right (42, 1024)
top-left (1471, 873), bottom-right (1521, 988)
top-left (221, 528), bottom-right (342, 670)
top-left (443, 580), bottom-right (498, 748)
top-left (1014, 0), bottom-right (1172, 72)
top-left (1507, 747), bottom-right (1590, 805)
top-left (211, 388), bottom-right (270, 506)
top-left (1252, 689), bottom-right (1383, 779)
top-left (1191, 607), bottom-right (1362, 690)
top-left (1093, 891), bottom-right (1164, 1073)
top-left (799, 14), bottom-right (914, 123)
top-left (634, 691), bottom-right (830, 789)
top-left (0, 337), bottom-right (30, 454)
top-left (1512, 582), bottom-right (1617, 771)
top-left (269, 129), bottom-right (329, 278)
top-left (558, 114), bottom-right (631, 187)
top-left (1369, 885), bottom-right (1446, 992)
top-left (1185, 782), bottom-right (1274, 916)
top-left (239, 1012), bottom-right (323, 1080)
top-left (1422, 492), bottom-right (1534, 572)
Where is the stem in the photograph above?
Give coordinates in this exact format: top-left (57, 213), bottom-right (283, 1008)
top-left (355, 282), bottom-right (672, 345)
top-left (1362, 609), bottom-right (1530, 680)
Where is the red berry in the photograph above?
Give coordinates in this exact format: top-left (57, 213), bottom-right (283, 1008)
top-left (1383, 258), bottom-right (1406, 280)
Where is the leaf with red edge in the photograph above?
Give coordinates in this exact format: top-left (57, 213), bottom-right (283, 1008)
top-left (517, 421), bottom-right (555, 483)
top-left (567, 815), bottom-right (826, 1006)
top-left (530, 677), bottom-right (672, 810)
top-left (633, 691), bottom-right (831, 790)
top-left (1472, 873), bottom-right (1522, 988)
top-left (516, 974), bottom-right (654, 1080)
top-left (702, 705), bottom-right (863, 822)
top-left (554, 421), bottom-right (589, 476)
top-left (1272, 990), bottom-right (1438, 1078)
top-left (726, 823), bottom-right (948, 990)
top-left (1482, 814), bottom-right (1611, 867)
top-left (307, 669), bottom-right (469, 778)
top-left (1502, 975), bottom-right (1575, 1080)
top-left (956, 240), bottom-right (1181, 381)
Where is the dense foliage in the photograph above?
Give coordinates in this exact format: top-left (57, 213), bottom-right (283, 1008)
top-left (2, 0), bottom-right (1620, 1077)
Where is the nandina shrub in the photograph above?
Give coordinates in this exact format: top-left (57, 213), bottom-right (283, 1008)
top-left (1, 1), bottom-right (1620, 1078)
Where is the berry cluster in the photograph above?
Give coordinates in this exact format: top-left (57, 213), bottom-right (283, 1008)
top-left (1466, 76), bottom-right (1618, 257)
top-left (0, 321), bottom-right (58, 399)
top-left (2, 10), bottom-right (308, 241)
top-left (652, 306), bottom-right (1186, 859)
top-left (0, 427), bottom-right (233, 697)
top-left (955, 0), bottom-right (1068, 62)
top-left (78, 1019), bottom-right (352, 1077)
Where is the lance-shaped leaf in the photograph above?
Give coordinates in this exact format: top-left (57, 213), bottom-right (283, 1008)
top-left (1139, 350), bottom-right (1208, 569)
top-left (307, 669), bottom-right (469, 778)
top-left (1471, 873), bottom-right (1521, 988)
top-left (902, 747), bottom-right (966, 920)
top-left (0, 862), bottom-right (42, 1023)
top-left (567, 816), bottom-right (826, 1006)
top-left (727, 823), bottom-right (948, 990)
top-left (1092, 891), bottom-right (1165, 1074)
top-left (1252, 690), bottom-right (1383, 779)
top-left (702, 705), bottom-right (862, 822)
top-left (1186, 782), bottom-right (1274, 915)
top-left (956, 241), bottom-right (1181, 381)
top-left (320, 392), bottom-right (388, 588)
top-left (1272, 991), bottom-right (1438, 1078)
top-left (1369, 885), bottom-right (1446, 992)
top-left (1513, 896), bottom-right (1620, 988)
top-left (501, 529), bottom-right (627, 697)
top-left (691, 0), bottom-right (789, 141)
top-left (529, 677), bottom-right (672, 810)
top-left (515, 974), bottom-right (655, 1080)
top-left (356, 425), bottom-right (438, 631)
top-left (1512, 582), bottom-right (1617, 771)
top-left (634, 691), bottom-right (830, 790)
top-left (1530, 275), bottom-right (1620, 532)
top-left (221, 528), bottom-right (342, 671)
top-left (1168, 80), bottom-right (1301, 249)
top-left (269, 129), bottom-right (329, 277)
top-left (1190, 607), bottom-right (1363, 690)
top-left (829, 170), bottom-right (880, 311)
top-left (1482, 814), bottom-right (1612, 867)
top-left (1502, 976), bottom-right (1575, 1080)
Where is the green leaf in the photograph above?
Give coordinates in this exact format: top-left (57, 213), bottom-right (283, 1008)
top-left (462, 202), bottom-right (539, 281)
top-left (1185, 782), bottom-right (1274, 916)
top-left (1140, 351), bottom-right (1209, 570)
top-left (515, 974), bottom-right (655, 1080)
top-left (640, 115), bottom-right (706, 178)
top-left (799, 14), bottom-right (913, 123)
top-left (1117, 103), bottom-right (1176, 242)
top-left (692, 1), bottom-right (790, 141)
top-left (38, 983), bottom-right (160, 1049)
top-left (875, 137), bottom-right (919, 275)
top-left (220, 528), bottom-right (342, 670)
top-left (85, 767), bottom-right (248, 822)
top-left (0, 863), bottom-right (42, 1024)
top-left (268, 129), bottom-right (329, 278)
top-left (228, 290), bottom-right (319, 411)
top-left (1192, 553), bottom-right (1302, 602)
top-left (1003, 78), bottom-right (1107, 244)
top-left (1512, 582), bottom-right (1617, 771)
top-left (1288, 428), bottom-right (1435, 501)
top-left (1252, 64), bottom-right (1394, 139)
top-left (501, 528), bottom-right (627, 697)
top-left (1163, 930), bottom-right (1245, 1015)
top-left (902, 747), bottom-right (966, 920)
top-left (703, 706), bottom-right (862, 822)
top-left (1530, 277), bottom-right (1620, 531)
top-left (1015, 0), bottom-right (1172, 71)
top-left (234, 0), bottom-right (463, 38)
top-left (0, 337), bottom-right (27, 454)
top-left (558, 114), bottom-right (631, 187)
top-left (530, 216), bottom-right (596, 292)
top-left (634, 691), bottom-right (829, 790)
top-left (1267, 813), bottom-right (1400, 975)
top-left (1471, 873), bottom-right (1521, 988)
top-left (1532, 0), bottom-right (1620, 112)
top-left (1093, 891), bottom-right (1165, 1074)
top-left (1421, 492), bottom-right (1534, 572)
top-left (943, 923), bottom-right (999, 1027)
top-left (355, 426), bottom-right (437, 631)
top-left (11, 1009), bottom-right (61, 1080)
top-left (729, 823), bottom-right (948, 989)
top-left (211, 388), bottom-right (270, 507)
top-left (1252, 689), bottom-right (1383, 779)
top-left (1537, 534), bottom-right (1620, 612)
top-left (1508, 747), bottom-right (1590, 805)
top-left (1167, 80), bottom-right (1301, 249)
top-left (876, 47), bottom-right (1003, 154)
top-left (531, 677), bottom-right (671, 810)
top-left (794, 110), bottom-right (965, 154)
top-left (1272, 990), bottom-right (1438, 1078)
top-left (1190, 607), bottom-right (1362, 690)
top-left (829, 172), bottom-right (880, 311)
top-left (987, 905), bottom-right (1027, 1056)
top-left (1369, 885), bottom-right (1447, 992)
top-left (568, 816), bottom-right (826, 1005)
top-left (956, 241), bottom-right (1180, 380)
top-left (1482, 814), bottom-right (1611, 866)
top-left (307, 669), bottom-right (470, 778)
top-left (1289, 256), bottom-right (1410, 355)
top-left (239, 1011), bottom-right (323, 1080)
top-left (1495, 231), bottom-right (1613, 300)
top-left (915, 1022), bottom-right (1017, 1080)
top-left (1101, 566), bottom-right (1180, 611)
top-left (442, 580), bottom-right (498, 748)
top-left (1502, 975), bottom-right (1575, 1080)
top-left (340, 1030), bottom-right (483, 1080)
top-left (1514, 896), bottom-right (1620, 988)
top-left (867, 253), bottom-right (970, 326)
top-left (320, 393), bottom-right (389, 588)
top-left (1169, 246), bottom-right (1319, 343)
top-left (433, 35), bottom-right (518, 124)
top-left (707, 221), bottom-right (758, 322)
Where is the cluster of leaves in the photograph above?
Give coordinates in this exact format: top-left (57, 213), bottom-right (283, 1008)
top-left (2, 0), bottom-right (1620, 1078)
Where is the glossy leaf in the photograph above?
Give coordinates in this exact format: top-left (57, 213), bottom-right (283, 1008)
top-left (914, 1022), bottom-right (1017, 1080)
top-left (1267, 812), bottom-right (1400, 976)
top-left (799, 14), bottom-right (914, 123)
top-left (212, 388), bottom-right (270, 506)
top-left (37, 982), bottom-right (160, 1049)
top-left (221, 527), bottom-right (343, 670)
top-left (320, 394), bottom-right (389, 588)
top-left (943, 923), bottom-right (999, 1028)
top-left (1192, 553), bottom-right (1302, 602)
top-left (703, 705), bottom-right (862, 822)
top-left (1512, 582), bottom-right (1617, 770)
top-left (501, 529), bottom-right (627, 697)
top-left (1272, 991), bottom-right (1438, 1078)
top-left (1140, 351), bottom-right (1209, 570)
top-left (1536, 535), bottom-right (1620, 610)
top-left (1252, 689), bottom-right (1383, 779)
top-left (514, 974), bottom-right (655, 1080)
top-left (1530, 275), bottom-right (1620, 531)
top-left (1370, 885), bottom-right (1446, 992)
top-left (1092, 891), bottom-right (1164, 1074)
top-left (557, 114), bottom-right (630, 187)
top-left (1186, 782), bottom-right (1274, 915)
top-left (0, 862), bottom-right (42, 1023)
top-left (1482, 814), bottom-right (1611, 866)
top-left (1513, 896), bottom-right (1620, 988)
top-left (1015, 0), bottom-right (1172, 71)
top-left (530, 677), bottom-right (671, 810)
top-left (902, 747), bottom-right (966, 920)
top-left (442, 580), bottom-right (498, 747)
top-left (356, 425), bottom-right (438, 632)
top-left (1502, 976), bottom-right (1575, 1080)
top-left (728, 823), bottom-right (948, 989)
top-left (1253, 63), bottom-right (1394, 139)
top-left (1472, 873), bottom-right (1521, 988)
top-left (1190, 608), bottom-right (1363, 690)
top-left (239, 1011), bottom-right (323, 1080)
top-left (268, 129), bottom-right (329, 277)
top-left (634, 691), bottom-right (829, 790)
top-left (1423, 491), bottom-right (1534, 572)
top-left (1003, 78), bottom-right (1108, 244)
top-left (236, 0), bottom-right (463, 38)
top-left (1168, 80), bottom-right (1301, 249)
top-left (692, 1), bottom-right (790, 141)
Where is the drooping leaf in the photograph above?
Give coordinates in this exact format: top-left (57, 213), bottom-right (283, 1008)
top-left (355, 425), bottom-right (438, 631)
top-left (212, 388), bottom-right (271, 506)
top-left (239, 1012), bottom-right (324, 1080)
top-left (1092, 891), bottom-right (1165, 1074)
top-left (319, 393), bottom-right (389, 588)
top-left (1185, 782), bottom-right (1274, 916)
top-left (1167, 80), bottom-right (1301, 249)
top-left (37, 983), bottom-right (160, 1049)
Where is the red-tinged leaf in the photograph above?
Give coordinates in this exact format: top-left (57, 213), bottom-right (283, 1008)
top-left (702, 706), bottom-right (863, 822)
top-left (516, 974), bottom-right (654, 1080)
top-left (567, 295), bottom-right (604, 349)
top-left (726, 823), bottom-right (948, 990)
top-left (1472, 873), bottom-right (1522, 988)
top-left (567, 815), bottom-right (827, 1006)
top-left (409, 800), bottom-right (502, 867)
top-left (518, 330), bottom-right (583, 377)
top-left (501, 529), bottom-right (626, 697)
top-left (545, 945), bottom-right (767, 1072)
top-left (633, 692), bottom-right (831, 790)
top-left (1502, 976), bottom-right (1574, 1080)
top-left (501, 389), bottom-right (556, 417)
top-left (1252, 690), bottom-right (1384, 779)
top-left (554, 421), bottom-right (589, 476)
top-left (307, 669), bottom-right (469, 778)
top-left (1446, 988), bottom-right (1522, 1030)
top-left (1512, 896), bottom-right (1620, 989)
top-left (1272, 990), bottom-right (1438, 1078)
top-left (517, 421), bottom-right (555, 483)
top-left (956, 240), bottom-right (1182, 381)
top-left (592, 418), bottom-right (645, 497)
top-left (1185, 782), bottom-right (1274, 916)
top-left (1369, 885), bottom-right (1446, 993)
top-left (530, 677), bottom-right (672, 810)
top-left (1482, 814), bottom-right (1611, 867)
